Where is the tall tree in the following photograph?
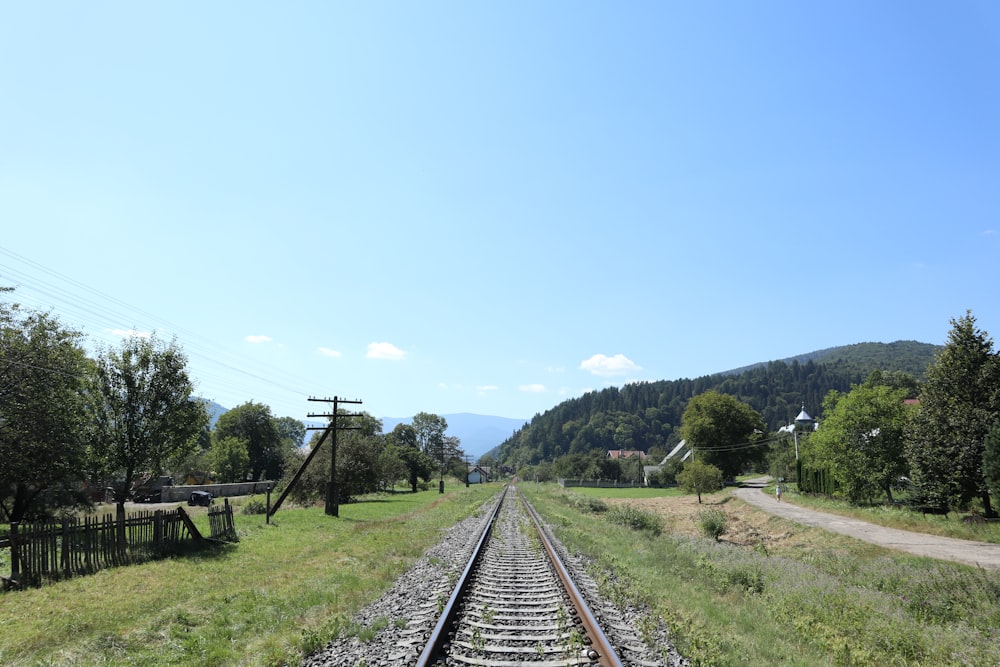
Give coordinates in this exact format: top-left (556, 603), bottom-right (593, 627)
top-left (0, 301), bottom-right (91, 521)
top-left (905, 312), bottom-right (1000, 516)
top-left (984, 422), bottom-right (1000, 503)
top-left (387, 423), bottom-right (433, 492)
top-left (213, 402), bottom-right (284, 481)
top-left (809, 380), bottom-right (913, 504)
top-left (681, 391), bottom-right (767, 479)
top-left (412, 412), bottom-right (448, 457)
top-left (273, 415), bottom-right (306, 453)
top-left (88, 334), bottom-right (208, 513)
top-left (209, 436), bottom-right (250, 483)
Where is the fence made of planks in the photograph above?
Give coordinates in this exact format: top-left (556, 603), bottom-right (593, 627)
top-left (2, 502), bottom-right (238, 589)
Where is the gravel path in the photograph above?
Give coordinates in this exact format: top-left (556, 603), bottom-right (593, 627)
top-left (733, 478), bottom-right (1000, 569)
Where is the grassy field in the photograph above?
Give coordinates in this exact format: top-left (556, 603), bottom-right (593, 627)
top-left (0, 484), bottom-right (497, 667)
top-left (4, 481), bottom-right (1000, 666)
top-left (520, 483), bottom-right (1000, 666)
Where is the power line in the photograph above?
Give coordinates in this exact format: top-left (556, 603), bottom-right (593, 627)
top-left (0, 245), bottom-right (325, 415)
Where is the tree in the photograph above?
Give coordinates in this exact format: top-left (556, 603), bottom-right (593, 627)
top-left (387, 423), bottom-right (433, 492)
top-left (0, 300), bottom-right (91, 521)
top-left (88, 334), bottom-right (208, 514)
top-left (681, 391), bottom-right (767, 479)
top-left (676, 460), bottom-right (724, 503)
top-left (281, 412), bottom-right (396, 502)
top-left (905, 312), bottom-right (1000, 515)
top-left (808, 380), bottom-right (913, 504)
top-left (273, 415), bottom-right (306, 454)
top-left (413, 412), bottom-right (448, 457)
top-left (213, 401), bottom-right (284, 481)
top-left (985, 422), bottom-right (1000, 501)
top-left (209, 436), bottom-right (250, 483)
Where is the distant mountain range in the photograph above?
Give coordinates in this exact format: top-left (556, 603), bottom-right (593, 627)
top-left (199, 400), bottom-right (525, 459)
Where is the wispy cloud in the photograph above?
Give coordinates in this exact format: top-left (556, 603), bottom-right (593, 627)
top-left (579, 353), bottom-right (641, 377)
top-left (983, 229), bottom-right (998, 237)
top-left (246, 335), bottom-right (272, 344)
top-left (367, 341), bottom-right (406, 360)
top-left (477, 385), bottom-right (498, 395)
top-left (318, 347), bottom-right (342, 358)
top-left (107, 328), bottom-right (151, 338)
top-left (519, 383), bottom-right (547, 393)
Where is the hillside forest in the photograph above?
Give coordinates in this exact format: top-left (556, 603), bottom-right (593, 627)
top-left (492, 321), bottom-right (1000, 517)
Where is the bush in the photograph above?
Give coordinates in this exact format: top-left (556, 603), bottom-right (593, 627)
top-left (606, 504), bottom-right (662, 535)
top-left (556, 491), bottom-right (608, 514)
top-left (242, 498), bottom-right (267, 515)
top-left (697, 508), bottom-right (728, 541)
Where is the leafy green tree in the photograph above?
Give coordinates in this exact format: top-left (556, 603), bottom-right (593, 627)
top-left (273, 415), bottom-right (306, 453)
top-left (0, 300), bottom-right (91, 521)
top-left (809, 381), bottom-right (913, 504)
top-left (282, 412), bottom-right (395, 502)
top-left (905, 312), bottom-right (1000, 515)
top-left (413, 412), bottom-right (464, 490)
top-left (387, 423), bottom-right (434, 492)
top-left (88, 334), bottom-right (208, 513)
top-left (681, 391), bottom-right (767, 479)
top-left (676, 460), bottom-right (724, 503)
top-left (413, 412), bottom-right (448, 457)
top-left (213, 401), bottom-right (284, 481)
top-left (209, 436), bottom-right (250, 483)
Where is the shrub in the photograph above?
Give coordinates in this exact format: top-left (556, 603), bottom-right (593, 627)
top-left (555, 491), bottom-right (608, 514)
top-left (606, 504), bottom-right (662, 535)
top-left (242, 498), bottom-right (267, 515)
top-left (697, 508), bottom-right (728, 541)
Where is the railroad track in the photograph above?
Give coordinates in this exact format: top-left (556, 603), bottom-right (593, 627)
top-left (415, 486), bottom-right (622, 666)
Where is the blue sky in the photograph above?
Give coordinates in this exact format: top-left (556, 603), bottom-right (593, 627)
top-left (2, 2), bottom-right (998, 422)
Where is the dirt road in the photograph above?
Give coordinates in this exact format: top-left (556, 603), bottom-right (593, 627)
top-left (733, 478), bottom-right (1000, 569)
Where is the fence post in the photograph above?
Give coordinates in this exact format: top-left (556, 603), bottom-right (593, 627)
top-left (154, 510), bottom-right (163, 554)
top-left (9, 522), bottom-right (19, 584)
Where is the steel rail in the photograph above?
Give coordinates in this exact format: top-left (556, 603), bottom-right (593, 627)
top-left (414, 485), bottom-right (508, 667)
top-left (520, 488), bottom-right (625, 667)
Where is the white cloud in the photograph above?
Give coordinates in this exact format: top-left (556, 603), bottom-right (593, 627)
top-left (246, 335), bottom-right (272, 344)
top-left (519, 383), bottom-right (547, 393)
top-left (477, 385), bottom-right (498, 395)
top-left (107, 328), bottom-right (151, 338)
top-left (318, 347), bottom-right (342, 358)
top-left (367, 341), bottom-right (406, 360)
top-left (579, 353), bottom-right (641, 377)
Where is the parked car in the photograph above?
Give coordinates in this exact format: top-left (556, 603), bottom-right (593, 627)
top-left (188, 491), bottom-right (213, 507)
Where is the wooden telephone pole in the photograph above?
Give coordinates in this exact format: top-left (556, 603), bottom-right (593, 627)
top-left (308, 396), bottom-right (364, 517)
top-left (266, 395), bottom-right (362, 520)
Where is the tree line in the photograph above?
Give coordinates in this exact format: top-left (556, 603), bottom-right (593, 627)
top-left (495, 340), bottom-right (939, 472)
top-left (1, 291), bottom-right (465, 523)
top-left (506, 313), bottom-right (1000, 517)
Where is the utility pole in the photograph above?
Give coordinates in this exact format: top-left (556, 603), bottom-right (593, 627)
top-left (308, 396), bottom-right (363, 517)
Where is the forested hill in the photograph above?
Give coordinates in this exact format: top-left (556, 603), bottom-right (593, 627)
top-left (494, 340), bottom-right (940, 468)
top-left (724, 340), bottom-right (941, 379)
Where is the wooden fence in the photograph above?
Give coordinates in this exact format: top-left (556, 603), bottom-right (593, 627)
top-left (1, 502), bottom-right (238, 589)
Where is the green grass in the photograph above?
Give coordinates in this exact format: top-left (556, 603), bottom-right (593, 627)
top-left (520, 483), bottom-right (1000, 667)
top-left (0, 483), bottom-right (498, 666)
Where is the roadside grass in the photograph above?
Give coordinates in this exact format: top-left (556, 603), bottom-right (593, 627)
top-left (0, 483), bottom-right (498, 667)
top-left (775, 484), bottom-right (1000, 544)
top-left (520, 483), bottom-right (1000, 667)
